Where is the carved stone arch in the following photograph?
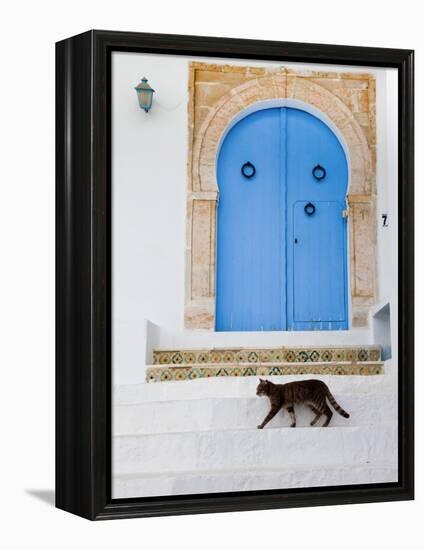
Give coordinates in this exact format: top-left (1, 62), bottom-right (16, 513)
top-left (185, 65), bottom-right (376, 330)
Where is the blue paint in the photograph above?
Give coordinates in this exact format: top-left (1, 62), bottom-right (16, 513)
top-left (216, 107), bottom-right (348, 332)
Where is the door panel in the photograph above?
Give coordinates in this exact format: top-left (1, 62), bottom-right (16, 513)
top-left (216, 108), bottom-right (285, 331)
top-left (292, 201), bottom-right (347, 330)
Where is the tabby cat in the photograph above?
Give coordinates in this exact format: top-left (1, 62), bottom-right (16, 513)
top-left (256, 378), bottom-right (349, 428)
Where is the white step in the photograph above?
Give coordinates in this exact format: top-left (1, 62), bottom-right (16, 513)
top-left (113, 424), bottom-right (397, 476)
top-left (153, 329), bottom-right (373, 354)
top-left (113, 462), bottom-right (397, 499)
top-left (114, 370), bottom-right (395, 405)
top-left (114, 393), bottom-right (396, 435)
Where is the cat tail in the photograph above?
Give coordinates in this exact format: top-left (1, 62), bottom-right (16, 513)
top-left (326, 390), bottom-right (350, 418)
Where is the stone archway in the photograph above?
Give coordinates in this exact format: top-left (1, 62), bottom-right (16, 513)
top-left (185, 64), bottom-right (377, 330)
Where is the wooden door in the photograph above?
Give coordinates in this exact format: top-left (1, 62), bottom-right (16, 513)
top-left (216, 107), bottom-right (348, 331)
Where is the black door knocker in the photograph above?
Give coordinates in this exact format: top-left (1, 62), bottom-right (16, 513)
top-left (241, 161), bottom-right (256, 179)
top-left (304, 202), bottom-right (316, 216)
top-left (312, 164), bottom-right (326, 181)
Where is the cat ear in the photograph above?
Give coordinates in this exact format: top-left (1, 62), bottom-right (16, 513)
top-left (259, 378), bottom-right (264, 382)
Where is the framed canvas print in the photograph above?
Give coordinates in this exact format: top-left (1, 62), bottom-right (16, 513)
top-left (56, 30), bottom-right (414, 520)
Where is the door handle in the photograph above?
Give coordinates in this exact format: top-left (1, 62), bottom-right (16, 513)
top-left (312, 164), bottom-right (326, 181)
top-left (241, 161), bottom-right (256, 179)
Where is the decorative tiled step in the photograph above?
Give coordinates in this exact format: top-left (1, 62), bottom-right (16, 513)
top-left (113, 424), bottom-right (396, 476)
top-left (146, 361), bottom-right (383, 383)
top-left (114, 393), bottom-right (396, 435)
top-left (113, 462), bottom-right (397, 498)
top-left (152, 346), bottom-right (381, 366)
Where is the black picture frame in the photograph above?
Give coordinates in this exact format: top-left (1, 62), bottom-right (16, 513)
top-left (56, 30), bottom-right (414, 520)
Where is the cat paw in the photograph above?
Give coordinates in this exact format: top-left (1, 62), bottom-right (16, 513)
top-left (290, 424), bottom-right (296, 428)
top-left (257, 425), bottom-right (264, 429)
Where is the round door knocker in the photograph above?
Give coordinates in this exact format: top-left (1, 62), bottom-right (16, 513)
top-left (304, 202), bottom-right (316, 216)
top-left (241, 161), bottom-right (256, 179)
top-left (312, 164), bottom-right (326, 181)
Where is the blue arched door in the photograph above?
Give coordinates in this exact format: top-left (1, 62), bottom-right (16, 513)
top-left (216, 107), bottom-right (348, 332)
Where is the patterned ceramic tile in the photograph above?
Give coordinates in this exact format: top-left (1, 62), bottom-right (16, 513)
top-left (345, 349), bottom-right (356, 361)
top-left (159, 369), bottom-right (173, 382)
top-left (171, 352), bottom-right (183, 364)
top-left (157, 352), bottom-right (172, 365)
top-left (146, 362), bottom-right (384, 383)
top-left (358, 349), bottom-right (369, 361)
top-left (198, 352), bottom-right (209, 364)
top-left (210, 351), bottom-right (223, 363)
top-left (285, 350), bottom-right (297, 362)
top-left (271, 350), bottom-right (285, 362)
top-left (369, 349), bottom-right (381, 361)
top-left (333, 350), bottom-right (346, 361)
top-left (321, 350), bottom-right (332, 361)
top-left (175, 368), bottom-right (188, 381)
top-left (217, 367), bottom-right (229, 377)
top-left (183, 352), bottom-right (196, 364)
top-left (223, 351), bottom-right (234, 363)
top-left (188, 369), bottom-right (200, 380)
top-left (203, 368), bottom-right (215, 377)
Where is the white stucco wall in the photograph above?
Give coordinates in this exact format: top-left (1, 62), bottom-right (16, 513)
top-left (374, 69), bottom-right (398, 370)
top-left (112, 52), bottom-right (398, 384)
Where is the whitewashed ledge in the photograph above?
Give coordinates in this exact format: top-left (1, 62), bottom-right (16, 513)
top-left (112, 425), bottom-right (397, 475)
top-left (114, 363), bottom-right (396, 405)
top-left (113, 393), bottom-right (396, 435)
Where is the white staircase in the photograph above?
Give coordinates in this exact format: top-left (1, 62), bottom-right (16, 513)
top-left (113, 358), bottom-right (397, 498)
top-left (114, 394), bottom-right (395, 435)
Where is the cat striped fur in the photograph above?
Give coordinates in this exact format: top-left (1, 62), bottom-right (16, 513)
top-left (256, 378), bottom-right (350, 429)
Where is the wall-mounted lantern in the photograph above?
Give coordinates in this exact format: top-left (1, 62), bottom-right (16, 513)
top-left (135, 77), bottom-right (155, 113)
